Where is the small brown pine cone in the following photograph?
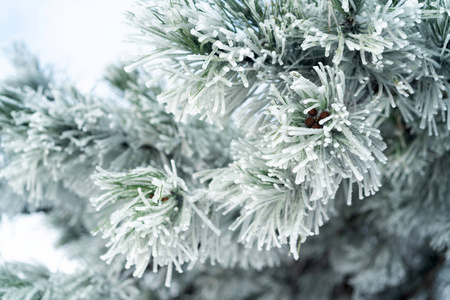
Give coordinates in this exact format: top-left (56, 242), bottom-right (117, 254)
top-left (308, 108), bottom-right (318, 116)
top-left (319, 111), bottom-right (330, 120)
top-left (305, 117), bottom-right (315, 127)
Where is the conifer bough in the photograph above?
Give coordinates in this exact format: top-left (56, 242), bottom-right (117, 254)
top-left (1, 0), bottom-right (450, 299)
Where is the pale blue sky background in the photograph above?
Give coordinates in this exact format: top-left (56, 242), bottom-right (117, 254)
top-left (0, 0), bottom-right (136, 273)
top-left (0, 0), bottom-right (134, 90)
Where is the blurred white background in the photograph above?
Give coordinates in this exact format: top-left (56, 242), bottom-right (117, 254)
top-left (0, 0), bottom-right (134, 273)
top-left (0, 0), bottom-right (134, 89)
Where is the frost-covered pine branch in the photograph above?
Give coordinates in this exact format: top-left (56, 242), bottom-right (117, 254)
top-left (125, 0), bottom-right (321, 127)
top-left (0, 45), bottom-right (234, 222)
top-left (197, 63), bottom-right (386, 258)
top-left (91, 159), bottom-right (282, 286)
top-left (0, 262), bottom-right (138, 300)
top-left (1, 0), bottom-right (450, 299)
top-left (120, 0), bottom-right (450, 297)
top-left (263, 64), bottom-right (386, 199)
top-left (91, 162), bottom-right (220, 285)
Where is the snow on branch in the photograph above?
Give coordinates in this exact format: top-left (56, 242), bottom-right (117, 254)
top-left (91, 162), bottom-right (219, 286)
